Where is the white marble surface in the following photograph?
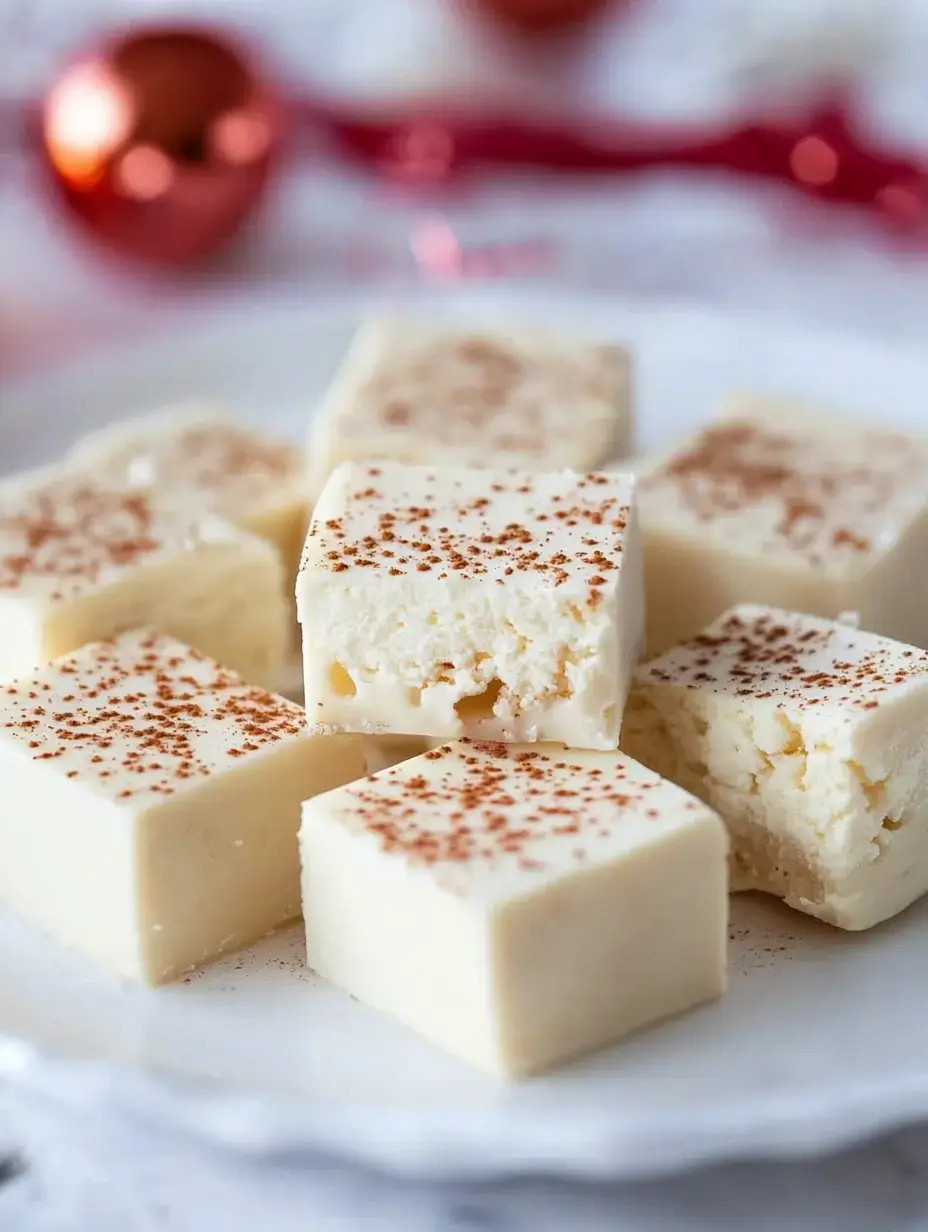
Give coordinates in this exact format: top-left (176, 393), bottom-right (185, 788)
top-left (7, 1088), bottom-right (928, 1231)
top-left (5, 0), bottom-right (928, 1227)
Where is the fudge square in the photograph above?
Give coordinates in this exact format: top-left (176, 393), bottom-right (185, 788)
top-left (68, 403), bottom-right (310, 591)
top-left (638, 395), bottom-right (928, 656)
top-left (0, 630), bottom-right (366, 984)
top-left (622, 604), bottom-right (928, 931)
top-left (307, 317), bottom-right (633, 496)
top-left (0, 465), bottom-right (289, 687)
top-left (301, 741), bottom-right (728, 1078)
top-left (297, 461), bottom-right (643, 751)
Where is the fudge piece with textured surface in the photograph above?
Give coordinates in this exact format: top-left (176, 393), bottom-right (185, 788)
top-left (638, 396), bottom-right (928, 655)
top-left (70, 404), bottom-right (309, 592)
top-left (308, 318), bottom-right (633, 494)
top-left (0, 466), bottom-right (289, 686)
top-left (297, 460), bottom-right (643, 751)
top-left (0, 630), bottom-right (366, 983)
top-left (623, 604), bottom-right (928, 930)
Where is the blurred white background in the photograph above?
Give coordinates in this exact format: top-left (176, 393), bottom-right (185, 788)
top-left (5, 0), bottom-right (928, 375)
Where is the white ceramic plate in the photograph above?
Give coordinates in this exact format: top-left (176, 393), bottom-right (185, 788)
top-left (3, 288), bottom-right (928, 1184)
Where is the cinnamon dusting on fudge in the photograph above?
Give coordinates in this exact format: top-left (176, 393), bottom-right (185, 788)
top-left (642, 418), bottom-right (928, 566)
top-left (352, 331), bottom-right (627, 460)
top-left (0, 480), bottom-right (163, 598)
top-left (342, 740), bottom-right (665, 873)
top-left (0, 630), bottom-right (305, 802)
top-left (304, 462), bottom-right (631, 609)
top-left (639, 605), bottom-right (928, 710)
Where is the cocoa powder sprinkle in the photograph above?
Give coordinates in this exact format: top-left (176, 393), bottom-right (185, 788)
top-left (0, 470), bottom-right (256, 601)
top-left (642, 414), bottom-right (928, 566)
top-left (306, 463), bottom-right (633, 603)
top-left (0, 630), bottom-right (306, 803)
top-left (88, 415), bottom-right (303, 508)
top-left (333, 323), bottom-right (629, 467)
top-left (328, 740), bottom-right (690, 886)
top-left (639, 604), bottom-right (928, 712)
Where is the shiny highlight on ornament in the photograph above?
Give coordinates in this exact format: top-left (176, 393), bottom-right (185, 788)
top-left (39, 26), bottom-right (282, 264)
top-left (116, 145), bottom-right (175, 201)
top-left (44, 62), bottom-right (133, 188)
top-left (211, 110), bottom-right (273, 166)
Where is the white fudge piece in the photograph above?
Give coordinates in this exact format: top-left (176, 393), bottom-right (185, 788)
top-left (622, 604), bottom-right (928, 930)
top-left (0, 630), bottom-right (366, 984)
top-left (69, 404), bottom-right (310, 592)
top-left (297, 461), bottom-right (643, 751)
top-left (0, 466), bottom-right (289, 686)
top-left (308, 318), bottom-right (633, 496)
top-left (638, 395), bottom-right (928, 656)
top-left (301, 740), bottom-right (728, 1078)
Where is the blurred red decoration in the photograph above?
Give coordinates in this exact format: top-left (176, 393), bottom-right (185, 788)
top-left (466, 0), bottom-right (616, 35)
top-left (2, 18), bottom-right (923, 268)
top-left (299, 95), bottom-right (928, 237)
top-left (40, 26), bottom-right (282, 264)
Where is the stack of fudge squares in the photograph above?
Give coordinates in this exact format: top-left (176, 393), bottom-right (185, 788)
top-left (3, 317), bottom-right (928, 1080)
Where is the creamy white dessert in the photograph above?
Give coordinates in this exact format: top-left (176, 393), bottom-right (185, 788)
top-left (622, 604), bottom-right (928, 930)
top-left (308, 318), bottom-right (633, 496)
top-left (0, 630), bottom-right (366, 984)
top-left (68, 403), bottom-right (310, 593)
top-left (638, 395), bottom-right (928, 655)
top-left (362, 735), bottom-right (436, 776)
top-left (297, 461), bottom-right (643, 751)
top-left (0, 466), bottom-right (289, 687)
top-left (301, 740), bottom-right (728, 1077)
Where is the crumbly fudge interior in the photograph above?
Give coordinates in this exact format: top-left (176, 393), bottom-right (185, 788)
top-left (21, 319), bottom-right (928, 1079)
top-left (623, 606), bottom-right (928, 929)
top-left (299, 462), bottom-right (642, 750)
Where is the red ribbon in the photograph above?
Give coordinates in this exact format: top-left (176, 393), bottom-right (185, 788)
top-left (289, 91), bottom-right (927, 233)
top-left (2, 87), bottom-right (926, 237)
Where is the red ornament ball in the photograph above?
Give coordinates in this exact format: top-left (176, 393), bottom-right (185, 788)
top-left (467, 0), bottom-right (616, 35)
top-left (40, 25), bottom-right (282, 265)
